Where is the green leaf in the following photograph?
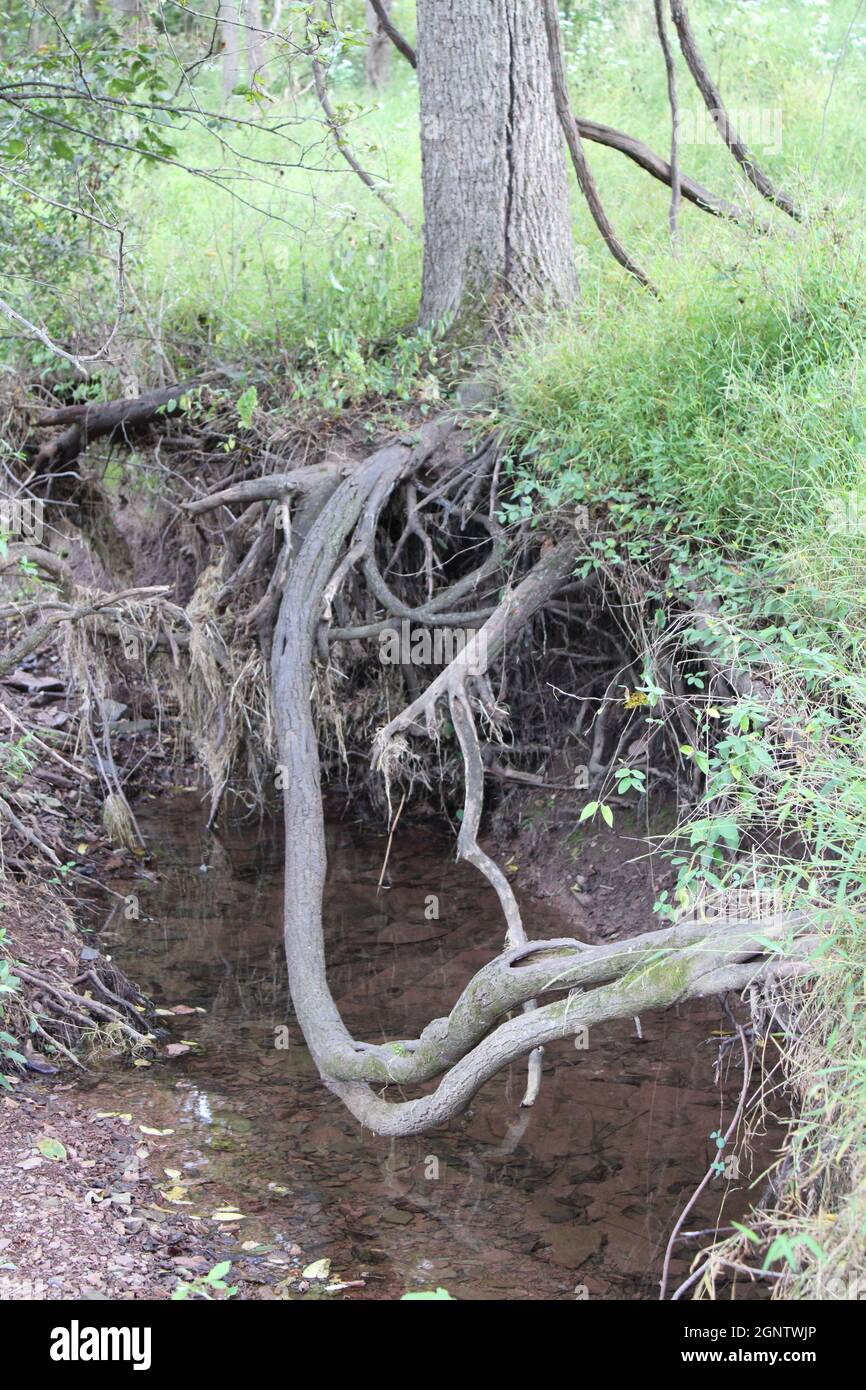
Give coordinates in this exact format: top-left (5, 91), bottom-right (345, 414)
top-left (236, 386), bottom-right (258, 430)
top-left (37, 1138), bottom-right (67, 1161)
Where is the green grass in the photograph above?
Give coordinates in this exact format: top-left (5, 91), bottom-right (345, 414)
top-left (492, 167), bottom-right (866, 1302)
top-left (126, 80), bottom-right (424, 375)
top-left (119, 0), bottom-right (866, 380)
top-left (496, 220), bottom-right (866, 580)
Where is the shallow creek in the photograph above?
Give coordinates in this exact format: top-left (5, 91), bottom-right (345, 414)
top-left (84, 793), bottom-right (776, 1300)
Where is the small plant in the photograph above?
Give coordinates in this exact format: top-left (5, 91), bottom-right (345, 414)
top-left (236, 385), bottom-right (258, 431)
top-left (171, 1260), bottom-right (238, 1301)
top-left (579, 799), bottom-right (614, 828)
top-left (0, 733), bottom-right (37, 782)
top-left (613, 765), bottom-right (646, 797)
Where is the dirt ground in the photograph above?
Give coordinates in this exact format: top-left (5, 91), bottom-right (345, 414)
top-left (491, 782), bottom-right (681, 945)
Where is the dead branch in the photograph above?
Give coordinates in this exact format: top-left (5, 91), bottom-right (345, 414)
top-left (0, 584), bottom-right (170, 679)
top-left (13, 963), bottom-right (154, 1049)
top-left (669, 0), bottom-right (802, 220)
top-left (183, 462), bottom-right (348, 515)
top-left (30, 382), bottom-right (200, 473)
top-left (541, 0), bottom-right (656, 292)
top-left (312, 57), bottom-right (414, 231)
top-left (654, 0), bottom-right (681, 241)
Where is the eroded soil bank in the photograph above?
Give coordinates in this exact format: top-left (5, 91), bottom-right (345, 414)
top-left (23, 791), bottom-right (779, 1302)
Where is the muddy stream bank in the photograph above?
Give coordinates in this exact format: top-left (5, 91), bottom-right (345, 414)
top-left (80, 794), bottom-right (776, 1301)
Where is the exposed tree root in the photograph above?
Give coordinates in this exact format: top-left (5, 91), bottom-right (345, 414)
top-left (185, 413), bottom-right (817, 1136)
top-left (29, 382), bottom-right (198, 474)
top-left (16, 393), bottom-right (820, 1137)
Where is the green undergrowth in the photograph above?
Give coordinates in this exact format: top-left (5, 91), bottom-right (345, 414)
top-left (494, 216), bottom-right (866, 1297)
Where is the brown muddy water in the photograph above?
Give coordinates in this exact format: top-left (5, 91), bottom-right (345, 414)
top-left (85, 794), bottom-right (776, 1301)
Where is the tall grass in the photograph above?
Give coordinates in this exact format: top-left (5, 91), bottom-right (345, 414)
top-left (497, 221), bottom-right (866, 571)
top-left (125, 81), bottom-right (423, 377)
top-left (494, 212), bottom-right (866, 1300)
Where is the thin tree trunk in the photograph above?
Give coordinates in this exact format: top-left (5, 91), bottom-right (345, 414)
top-left (541, 0), bottom-right (655, 292)
top-left (669, 0), bottom-right (801, 220)
top-left (246, 0), bottom-right (265, 86)
top-left (368, 0), bottom-right (416, 69)
top-left (654, 0), bottom-right (681, 242)
top-left (219, 0), bottom-right (242, 104)
top-left (416, 0), bottom-right (578, 331)
top-left (365, 0), bottom-right (392, 89)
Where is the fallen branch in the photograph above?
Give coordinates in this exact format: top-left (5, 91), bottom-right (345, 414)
top-left (0, 584), bottom-right (170, 679)
top-left (574, 118), bottom-right (769, 231)
top-left (13, 963), bottom-right (155, 1049)
top-left (30, 382), bottom-right (199, 473)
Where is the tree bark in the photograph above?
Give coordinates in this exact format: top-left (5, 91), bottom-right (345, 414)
top-left (416, 0), bottom-right (578, 331)
top-left (369, 14), bottom-right (766, 231)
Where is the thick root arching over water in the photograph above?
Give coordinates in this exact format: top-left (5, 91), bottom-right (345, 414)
top-left (183, 413), bottom-right (816, 1138)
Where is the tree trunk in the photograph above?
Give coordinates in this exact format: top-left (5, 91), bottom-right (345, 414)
top-left (219, 0), bottom-right (242, 104)
top-left (416, 0), bottom-right (578, 331)
top-left (365, 0), bottom-right (392, 88)
top-left (246, 0), bottom-right (266, 86)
